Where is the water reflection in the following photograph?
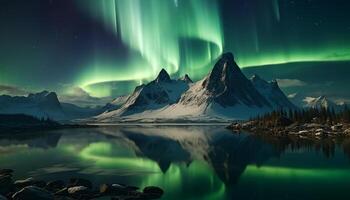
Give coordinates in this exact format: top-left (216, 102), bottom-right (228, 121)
top-left (256, 134), bottom-right (350, 159)
top-left (1, 126), bottom-right (350, 199)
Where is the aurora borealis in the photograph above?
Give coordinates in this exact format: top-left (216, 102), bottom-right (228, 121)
top-left (1, 0), bottom-right (350, 98)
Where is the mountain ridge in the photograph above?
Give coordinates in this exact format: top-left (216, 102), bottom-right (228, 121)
top-left (95, 52), bottom-right (295, 122)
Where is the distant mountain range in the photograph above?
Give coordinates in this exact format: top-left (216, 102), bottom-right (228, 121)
top-left (1, 53), bottom-right (313, 122)
top-left (302, 96), bottom-right (346, 111)
top-left (0, 91), bottom-right (103, 121)
top-left (242, 60), bottom-right (350, 106)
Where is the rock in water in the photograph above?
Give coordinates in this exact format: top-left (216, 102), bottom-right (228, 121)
top-left (67, 186), bottom-right (88, 195)
top-left (0, 175), bottom-right (13, 195)
top-left (45, 180), bottom-right (65, 192)
top-left (143, 186), bottom-right (164, 199)
top-left (68, 178), bottom-right (92, 189)
top-left (14, 177), bottom-right (35, 188)
top-left (0, 169), bottom-right (13, 176)
top-left (12, 186), bottom-right (54, 200)
top-left (15, 178), bottom-right (46, 189)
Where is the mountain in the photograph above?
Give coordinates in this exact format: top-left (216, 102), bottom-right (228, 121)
top-left (242, 61), bottom-right (350, 107)
top-left (60, 103), bottom-right (105, 120)
top-left (95, 52), bottom-right (294, 122)
top-left (94, 125), bottom-right (277, 184)
top-left (251, 75), bottom-right (296, 109)
top-left (178, 53), bottom-right (271, 108)
top-left (178, 74), bottom-right (193, 83)
top-left (0, 91), bottom-right (66, 120)
top-left (302, 96), bottom-right (345, 111)
top-left (96, 69), bottom-right (191, 120)
top-left (0, 91), bottom-right (106, 121)
top-left (100, 95), bottom-right (129, 112)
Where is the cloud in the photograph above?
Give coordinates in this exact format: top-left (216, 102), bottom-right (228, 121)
top-left (58, 86), bottom-right (112, 107)
top-left (0, 85), bottom-right (30, 96)
top-left (333, 98), bottom-right (350, 105)
top-left (276, 79), bottom-right (307, 88)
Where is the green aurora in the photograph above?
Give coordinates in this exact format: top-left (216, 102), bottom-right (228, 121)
top-left (0, 0), bottom-right (350, 98)
top-left (76, 0), bottom-right (223, 88)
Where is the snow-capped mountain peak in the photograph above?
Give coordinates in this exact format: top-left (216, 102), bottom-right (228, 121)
top-left (302, 96), bottom-right (343, 111)
top-left (0, 91), bottom-right (65, 120)
top-left (94, 52), bottom-right (296, 122)
top-left (190, 52), bottom-right (271, 107)
top-left (179, 74), bottom-right (193, 83)
top-left (96, 68), bottom-right (191, 119)
top-left (155, 68), bottom-right (171, 83)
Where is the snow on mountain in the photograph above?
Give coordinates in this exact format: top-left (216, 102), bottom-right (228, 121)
top-left (303, 96), bottom-right (345, 111)
top-left (95, 52), bottom-right (296, 122)
top-left (0, 91), bottom-right (108, 121)
top-left (100, 95), bottom-right (129, 112)
top-left (96, 69), bottom-right (191, 120)
top-left (0, 91), bottom-right (66, 120)
top-left (177, 53), bottom-right (271, 108)
top-left (251, 75), bottom-right (296, 109)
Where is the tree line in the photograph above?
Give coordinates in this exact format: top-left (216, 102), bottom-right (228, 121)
top-left (0, 114), bottom-right (58, 126)
top-left (252, 106), bottom-right (350, 127)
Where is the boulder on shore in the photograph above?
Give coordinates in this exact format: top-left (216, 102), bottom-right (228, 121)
top-left (143, 186), bottom-right (164, 199)
top-left (12, 186), bottom-right (54, 200)
top-left (67, 186), bottom-right (89, 195)
top-left (0, 170), bottom-right (13, 176)
top-left (45, 180), bottom-right (65, 192)
top-left (68, 178), bottom-right (92, 189)
top-left (0, 175), bottom-right (13, 195)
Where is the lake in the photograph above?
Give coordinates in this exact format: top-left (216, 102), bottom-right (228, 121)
top-left (1, 125), bottom-right (350, 200)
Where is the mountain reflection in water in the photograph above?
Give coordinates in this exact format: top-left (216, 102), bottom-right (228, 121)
top-left (1, 125), bottom-right (350, 200)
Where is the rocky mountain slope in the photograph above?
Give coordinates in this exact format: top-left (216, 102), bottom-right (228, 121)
top-left (95, 52), bottom-right (295, 122)
top-left (251, 75), bottom-right (296, 109)
top-left (96, 69), bottom-right (191, 119)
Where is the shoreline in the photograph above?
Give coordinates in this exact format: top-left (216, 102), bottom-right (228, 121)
top-left (227, 121), bottom-right (350, 139)
top-left (0, 123), bottom-right (232, 135)
top-left (0, 169), bottom-right (163, 200)
top-left (0, 124), bottom-right (98, 136)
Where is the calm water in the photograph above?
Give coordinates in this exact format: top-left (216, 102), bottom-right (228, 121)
top-left (1, 125), bottom-right (350, 200)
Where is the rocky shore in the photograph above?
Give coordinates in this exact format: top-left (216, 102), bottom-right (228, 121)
top-left (0, 169), bottom-right (163, 200)
top-left (227, 119), bottom-right (350, 139)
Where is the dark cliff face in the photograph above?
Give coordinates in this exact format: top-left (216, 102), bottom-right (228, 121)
top-left (202, 52), bottom-right (271, 107)
top-left (155, 68), bottom-right (172, 83)
top-left (181, 74), bottom-right (193, 83)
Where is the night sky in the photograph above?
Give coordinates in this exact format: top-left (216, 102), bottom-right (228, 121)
top-left (0, 0), bottom-right (349, 99)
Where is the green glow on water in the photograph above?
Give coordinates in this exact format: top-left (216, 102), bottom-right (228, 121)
top-left (243, 165), bottom-right (350, 180)
top-left (77, 142), bottom-right (227, 200)
top-left (79, 142), bottom-right (159, 170)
